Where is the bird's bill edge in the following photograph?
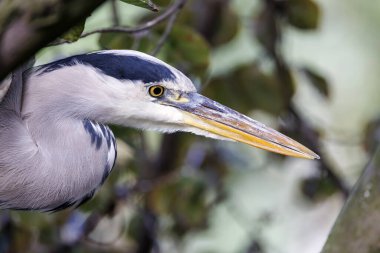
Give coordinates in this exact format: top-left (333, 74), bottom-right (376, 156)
top-left (183, 112), bottom-right (318, 159)
top-left (162, 92), bottom-right (319, 160)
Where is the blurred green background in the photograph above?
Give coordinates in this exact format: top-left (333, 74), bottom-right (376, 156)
top-left (2, 0), bottom-right (380, 252)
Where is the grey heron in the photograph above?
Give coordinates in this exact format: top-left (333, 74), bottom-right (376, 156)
top-left (0, 50), bottom-right (319, 211)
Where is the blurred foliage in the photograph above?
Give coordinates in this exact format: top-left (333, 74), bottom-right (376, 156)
top-left (302, 67), bottom-right (330, 98)
top-left (61, 20), bottom-right (86, 42)
top-left (99, 24), bottom-right (210, 79)
top-left (286, 0), bottom-right (320, 30)
top-left (204, 64), bottom-right (286, 116)
top-left (300, 174), bottom-right (340, 201)
top-left (0, 0), bottom-right (359, 253)
top-left (364, 118), bottom-right (380, 154)
top-left (120, 0), bottom-right (159, 11)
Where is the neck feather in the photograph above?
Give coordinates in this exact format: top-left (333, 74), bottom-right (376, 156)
top-left (23, 64), bottom-right (130, 124)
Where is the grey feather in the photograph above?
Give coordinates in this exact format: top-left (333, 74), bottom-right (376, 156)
top-left (0, 56), bottom-right (122, 211)
top-left (0, 50), bottom-right (193, 211)
top-left (0, 105), bottom-right (116, 211)
top-left (2, 60), bottom-right (34, 114)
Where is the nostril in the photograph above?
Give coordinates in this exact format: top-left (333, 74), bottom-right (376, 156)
top-left (201, 100), bottom-right (225, 113)
top-left (176, 93), bottom-right (182, 100)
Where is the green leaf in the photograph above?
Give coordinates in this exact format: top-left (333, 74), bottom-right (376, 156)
top-left (98, 24), bottom-right (210, 80)
top-left (98, 33), bottom-right (134, 49)
top-left (127, 213), bottom-right (145, 242)
top-left (149, 176), bottom-right (211, 236)
top-left (160, 24), bottom-right (210, 79)
top-left (205, 64), bottom-right (287, 116)
top-left (287, 0), bottom-right (320, 30)
top-left (254, 7), bottom-right (279, 54)
top-left (119, 0), bottom-right (159, 12)
top-left (300, 175), bottom-right (339, 202)
top-left (302, 67), bottom-right (329, 98)
top-left (210, 6), bottom-right (240, 47)
top-left (61, 21), bottom-right (85, 42)
top-left (151, 0), bottom-right (171, 7)
top-left (98, 32), bottom-right (157, 53)
top-left (175, 4), bottom-right (240, 47)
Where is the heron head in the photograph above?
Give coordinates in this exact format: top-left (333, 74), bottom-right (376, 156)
top-left (38, 50), bottom-right (319, 159)
top-left (99, 50), bottom-right (318, 159)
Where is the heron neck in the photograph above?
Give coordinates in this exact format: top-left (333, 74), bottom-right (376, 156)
top-left (23, 65), bottom-right (129, 125)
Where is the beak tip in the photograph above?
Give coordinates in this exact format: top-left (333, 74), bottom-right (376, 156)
top-left (283, 149), bottom-right (320, 160)
top-left (302, 150), bottom-right (320, 160)
top-left (308, 155), bottom-right (320, 160)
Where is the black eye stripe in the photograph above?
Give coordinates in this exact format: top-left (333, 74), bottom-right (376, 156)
top-left (38, 54), bottom-right (177, 83)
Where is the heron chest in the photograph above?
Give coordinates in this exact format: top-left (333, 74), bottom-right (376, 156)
top-left (48, 120), bottom-right (117, 211)
top-left (81, 120), bottom-right (117, 185)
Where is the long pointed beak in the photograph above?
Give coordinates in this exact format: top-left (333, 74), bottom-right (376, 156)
top-left (161, 92), bottom-right (319, 159)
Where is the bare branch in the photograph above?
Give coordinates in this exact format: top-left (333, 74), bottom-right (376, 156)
top-left (151, 11), bottom-right (178, 56)
top-left (286, 105), bottom-right (351, 198)
top-left (111, 0), bottom-right (121, 26)
top-left (50, 0), bottom-right (187, 46)
top-left (321, 146), bottom-right (380, 253)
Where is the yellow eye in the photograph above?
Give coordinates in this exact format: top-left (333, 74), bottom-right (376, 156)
top-left (149, 85), bottom-right (165, 98)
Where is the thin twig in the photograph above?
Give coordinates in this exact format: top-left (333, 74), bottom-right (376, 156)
top-left (151, 11), bottom-right (178, 56)
top-left (111, 0), bottom-right (120, 26)
top-left (288, 105), bottom-right (351, 198)
top-left (49, 0), bottom-right (187, 46)
top-left (259, 0), bottom-right (350, 198)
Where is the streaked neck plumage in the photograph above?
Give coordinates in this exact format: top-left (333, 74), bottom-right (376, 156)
top-left (0, 50), bottom-right (194, 211)
top-left (1, 63), bottom-right (121, 211)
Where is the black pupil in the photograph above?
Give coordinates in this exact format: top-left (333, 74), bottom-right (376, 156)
top-left (152, 87), bottom-right (162, 96)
